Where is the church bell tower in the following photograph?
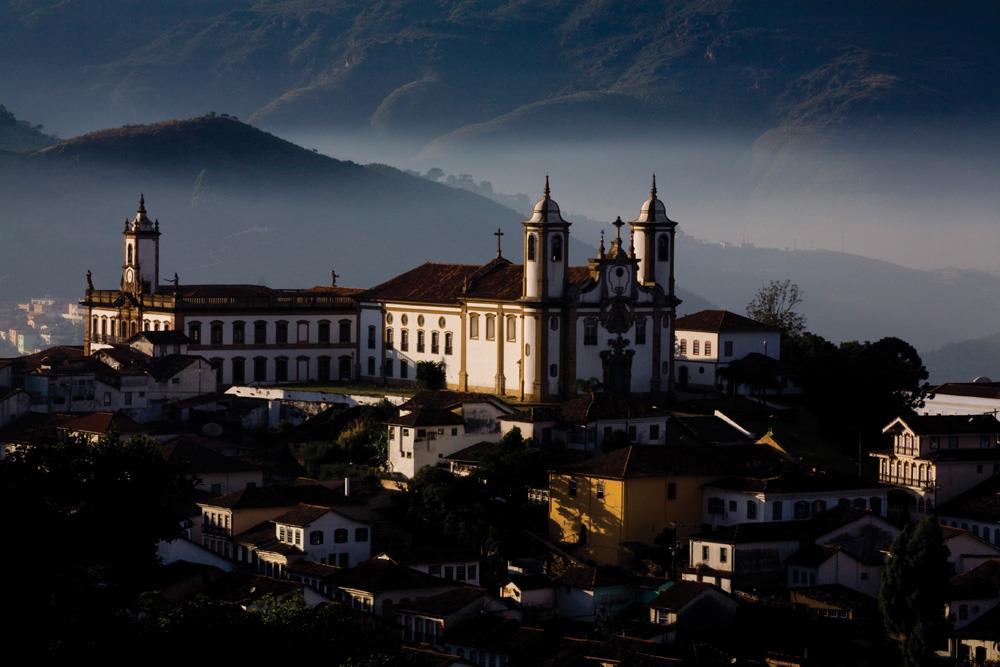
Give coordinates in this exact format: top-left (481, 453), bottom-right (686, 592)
top-left (629, 175), bottom-right (676, 294)
top-left (121, 194), bottom-right (161, 296)
top-left (522, 176), bottom-right (571, 301)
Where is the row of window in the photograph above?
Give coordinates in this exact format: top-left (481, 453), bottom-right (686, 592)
top-left (526, 234), bottom-right (564, 262)
top-left (189, 319), bottom-right (352, 346)
top-left (279, 525), bottom-right (369, 545)
top-left (92, 316), bottom-right (168, 338)
top-left (677, 339), bottom-right (734, 357)
top-left (942, 518), bottom-right (1000, 545)
top-left (218, 354), bottom-right (353, 384)
top-left (700, 544), bottom-right (729, 564)
top-left (880, 459), bottom-right (937, 486)
top-left (383, 328), bottom-right (454, 354)
top-left (428, 563), bottom-right (476, 582)
top-left (706, 496), bottom-right (882, 520)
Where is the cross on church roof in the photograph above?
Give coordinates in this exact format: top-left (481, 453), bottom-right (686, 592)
top-left (494, 227), bottom-right (504, 258)
top-left (612, 216), bottom-right (624, 241)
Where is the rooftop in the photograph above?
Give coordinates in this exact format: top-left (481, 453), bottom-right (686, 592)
top-left (649, 581), bottom-right (716, 610)
top-left (444, 440), bottom-right (506, 463)
top-left (883, 414), bottom-right (1000, 436)
top-left (937, 475), bottom-right (1000, 523)
top-left (394, 586), bottom-right (485, 616)
top-left (160, 436), bottom-right (260, 474)
top-left (929, 382), bottom-right (1000, 400)
top-left (553, 444), bottom-right (787, 481)
top-left (706, 471), bottom-right (884, 495)
top-left (272, 503), bottom-right (336, 527)
top-left (200, 483), bottom-right (348, 510)
top-left (327, 558), bottom-right (455, 594)
top-left (949, 559), bottom-right (1000, 600)
top-left (675, 310), bottom-right (780, 334)
top-left (59, 410), bottom-right (144, 436)
top-left (388, 408), bottom-right (465, 428)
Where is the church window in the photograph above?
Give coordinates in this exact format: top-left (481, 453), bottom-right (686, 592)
top-left (724, 340), bottom-right (733, 357)
top-left (551, 235), bottom-right (563, 262)
top-left (253, 357), bottom-right (267, 382)
top-left (385, 359), bottom-right (393, 378)
top-left (318, 320), bottom-right (330, 343)
top-left (385, 328), bottom-right (394, 349)
top-left (469, 314), bottom-right (479, 339)
top-left (276, 321), bottom-right (289, 344)
top-left (417, 330), bottom-right (425, 353)
top-left (506, 316), bottom-right (517, 342)
top-left (431, 331), bottom-right (439, 354)
top-left (692, 340), bottom-right (700, 356)
top-left (657, 235), bottom-right (669, 261)
top-left (418, 315), bottom-right (425, 327)
top-left (367, 356), bottom-right (376, 376)
top-left (401, 329), bottom-right (409, 351)
top-left (704, 340), bottom-right (712, 356)
top-left (367, 325), bottom-right (376, 349)
top-left (400, 360), bottom-right (409, 379)
top-left (635, 319), bottom-right (646, 345)
top-left (527, 234), bottom-right (537, 261)
top-left (340, 319), bottom-right (352, 343)
top-left (254, 321), bottom-right (267, 344)
top-left (445, 332), bottom-right (453, 355)
top-left (486, 315), bottom-right (496, 341)
top-left (127, 244), bottom-right (133, 264)
top-left (550, 363), bottom-right (558, 378)
top-left (210, 322), bottom-right (223, 345)
top-left (232, 357), bottom-right (246, 385)
top-left (275, 357), bottom-right (288, 382)
top-left (550, 316), bottom-right (559, 331)
top-left (583, 319), bottom-right (598, 346)
top-left (678, 339), bottom-right (686, 355)
top-left (188, 321), bottom-right (202, 344)
top-left (297, 321), bottom-right (309, 343)
top-left (233, 321), bottom-right (245, 344)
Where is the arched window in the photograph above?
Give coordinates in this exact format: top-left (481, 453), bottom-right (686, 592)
top-left (318, 320), bottom-right (331, 343)
top-left (551, 235), bottom-right (563, 262)
top-left (232, 321), bottom-right (245, 344)
top-left (417, 330), bottom-right (425, 353)
top-left (210, 321), bottom-right (223, 345)
top-left (340, 319), bottom-right (352, 343)
top-left (550, 316), bottom-right (559, 331)
top-left (485, 314), bottom-right (496, 341)
top-left (678, 339), bottom-right (687, 355)
top-left (657, 234), bottom-right (669, 261)
top-left (704, 340), bottom-right (712, 356)
top-left (232, 357), bottom-right (246, 384)
top-left (692, 340), bottom-right (700, 356)
top-left (549, 363), bottom-right (558, 378)
top-left (385, 327), bottom-right (394, 349)
top-left (92, 317), bottom-right (98, 335)
top-left (527, 234), bottom-right (536, 261)
top-left (275, 320), bottom-right (289, 344)
top-left (127, 244), bottom-right (133, 264)
top-left (275, 356), bottom-right (288, 382)
top-left (506, 315), bottom-right (517, 341)
top-left (367, 324), bottom-right (376, 349)
top-left (444, 332), bottom-right (453, 355)
top-left (431, 331), bottom-right (439, 354)
top-left (154, 321), bottom-right (161, 331)
top-left (101, 317), bottom-right (107, 337)
top-left (188, 321), bottom-right (202, 344)
top-left (469, 313), bottom-right (480, 339)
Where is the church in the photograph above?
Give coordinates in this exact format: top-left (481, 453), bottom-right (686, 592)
top-left (358, 177), bottom-right (679, 401)
top-left (82, 178), bottom-right (679, 401)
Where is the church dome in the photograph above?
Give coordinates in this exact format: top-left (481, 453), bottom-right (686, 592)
top-left (526, 175), bottom-right (568, 225)
top-left (632, 175), bottom-right (675, 225)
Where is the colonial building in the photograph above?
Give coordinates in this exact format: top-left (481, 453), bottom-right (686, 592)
top-left (81, 196), bottom-right (362, 386)
top-left (358, 177), bottom-right (680, 401)
top-left (673, 310), bottom-right (781, 389)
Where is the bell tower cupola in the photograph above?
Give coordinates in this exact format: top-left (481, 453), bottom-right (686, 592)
top-left (629, 174), bottom-right (677, 293)
top-left (522, 176), bottom-right (571, 301)
top-left (122, 193), bottom-right (161, 296)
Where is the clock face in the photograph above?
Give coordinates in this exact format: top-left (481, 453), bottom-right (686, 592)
top-left (125, 268), bottom-right (134, 284)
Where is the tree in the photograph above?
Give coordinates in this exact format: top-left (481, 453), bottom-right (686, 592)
top-left (746, 279), bottom-right (806, 336)
top-left (416, 360), bottom-right (446, 390)
top-left (879, 517), bottom-right (951, 667)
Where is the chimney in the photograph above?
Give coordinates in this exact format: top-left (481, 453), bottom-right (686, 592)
top-left (344, 476), bottom-right (350, 497)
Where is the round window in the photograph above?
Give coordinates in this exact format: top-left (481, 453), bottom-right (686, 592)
top-left (386, 313), bottom-right (393, 324)
top-left (418, 315), bottom-right (425, 327)
top-left (438, 317), bottom-right (446, 329)
top-left (401, 314), bottom-right (408, 326)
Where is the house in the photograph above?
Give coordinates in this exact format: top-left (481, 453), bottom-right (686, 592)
top-left (666, 413), bottom-right (756, 447)
top-left (941, 526), bottom-right (1000, 575)
top-left (323, 557), bottom-right (465, 617)
top-left (57, 410), bottom-right (146, 442)
top-left (647, 581), bottom-right (737, 643)
top-left (937, 475), bottom-right (1000, 549)
top-left (197, 482), bottom-right (352, 559)
top-left (444, 440), bottom-right (506, 476)
top-left (237, 503), bottom-right (372, 576)
top-left (160, 435), bottom-right (263, 495)
top-left (920, 381), bottom-right (1000, 417)
top-left (501, 392), bottom-right (671, 451)
top-left (673, 310), bottom-right (781, 390)
top-left (701, 471), bottom-right (889, 528)
top-left (686, 509), bottom-right (899, 596)
top-left (946, 559), bottom-right (1000, 634)
top-left (441, 615), bottom-right (547, 666)
top-left (395, 587), bottom-right (496, 646)
top-left (376, 546), bottom-right (481, 586)
top-left (872, 415), bottom-right (1000, 511)
top-left (789, 585), bottom-right (878, 623)
top-left (387, 390), bottom-right (513, 478)
top-left (553, 565), bottom-right (635, 622)
top-left (0, 388), bottom-right (30, 428)
top-left (948, 604), bottom-right (1000, 664)
top-left (499, 573), bottom-right (556, 609)
top-left (548, 444), bottom-right (788, 566)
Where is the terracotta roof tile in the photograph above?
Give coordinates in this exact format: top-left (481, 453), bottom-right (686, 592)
top-left (675, 310), bottom-right (780, 333)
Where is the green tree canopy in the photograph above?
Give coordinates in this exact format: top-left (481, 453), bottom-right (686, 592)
top-left (746, 279), bottom-right (806, 337)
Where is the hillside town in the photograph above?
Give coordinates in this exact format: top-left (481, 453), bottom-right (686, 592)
top-left (3, 191), bottom-right (997, 665)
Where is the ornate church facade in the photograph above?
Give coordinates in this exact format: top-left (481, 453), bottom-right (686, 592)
top-left (358, 178), bottom-right (679, 401)
top-left (82, 179), bottom-right (679, 401)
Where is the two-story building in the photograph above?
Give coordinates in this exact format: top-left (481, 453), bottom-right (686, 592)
top-left (938, 475), bottom-right (1000, 548)
top-left (673, 310), bottom-right (781, 389)
top-left (872, 415), bottom-right (1000, 513)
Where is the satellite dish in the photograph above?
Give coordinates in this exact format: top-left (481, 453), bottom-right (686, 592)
top-left (201, 422), bottom-right (223, 437)
top-left (973, 376), bottom-right (993, 384)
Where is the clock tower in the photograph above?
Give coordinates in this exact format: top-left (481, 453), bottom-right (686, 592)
top-left (121, 194), bottom-right (161, 296)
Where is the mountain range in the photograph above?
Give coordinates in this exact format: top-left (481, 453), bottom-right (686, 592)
top-left (1, 113), bottom-right (1000, 383)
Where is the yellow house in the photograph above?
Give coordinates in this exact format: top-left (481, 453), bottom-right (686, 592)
top-left (548, 445), bottom-right (787, 566)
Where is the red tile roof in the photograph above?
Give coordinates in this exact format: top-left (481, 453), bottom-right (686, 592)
top-left (675, 310), bottom-right (780, 333)
top-left (60, 411), bottom-right (144, 435)
top-left (555, 444), bottom-right (786, 480)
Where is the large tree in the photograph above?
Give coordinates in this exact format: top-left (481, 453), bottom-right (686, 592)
top-left (746, 279), bottom-right (807, 337)
top-left (879, 517), bottom-right (952, 667)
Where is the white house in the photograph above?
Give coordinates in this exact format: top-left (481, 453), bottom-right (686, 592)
top-left (499, 573), bottom-right (556, 609)
top-left (938, 475), bottom-right (1000, 549)
top-left (376, 547), bottom-right (481, 587)
top-left (920, 381), bottom-right (1000, 416)
top-left (673, 310), bottom-right (781, 389)
top-left (701, 471), bottom-right (889, 528)
top-left (251, 504), bottom-right (372, 573)
top-left (872, 414), bottom-right (1000, 512)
